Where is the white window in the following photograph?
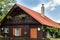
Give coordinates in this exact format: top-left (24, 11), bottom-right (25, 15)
top-left (2, 28), bottom-right (3, 30)
top-left (4, 28), bottom-right (9, 33)
top-left (15, 28), bottom-right (19, 36)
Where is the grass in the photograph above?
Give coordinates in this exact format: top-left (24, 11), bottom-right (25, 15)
top-left (49, 38), bottom-right (60, 40)
top-left (47, 35), bottom-right (60, 40)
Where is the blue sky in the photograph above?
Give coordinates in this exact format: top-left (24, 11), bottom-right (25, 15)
top-left (17, 0), bottom-right (60, 23)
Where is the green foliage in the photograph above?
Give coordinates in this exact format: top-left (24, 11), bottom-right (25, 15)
top-left (56, 29), bottom-right (60, 37)
top-left (0, 2), bottom-right (3, 15)
top-left (41, 26), bottom-right (58, 33)
top-left (7, 16), bottom-right (12, 20)
top-left (41, 26), bottom-right (60, 38)
top-left (0, 2), bottom-right (3, 6)
top-left (0, 35), bottom-right (4, 38)
top-left (0, 14), bottom-right (5, 22)
top-left (19, 14), bottom-right (27, 18)
top-left (49, 38), bottom-right (60, 40)
top-left (0, 0), bottom-right (16, 22)
top-left (24, 32), bottom-right (27, 35)
top-left (19, 38), bottom-right (25, 40)
top-left (41, 25), bottom-right (47, 32)
top-left (46, 27), bottom-right (58, 33)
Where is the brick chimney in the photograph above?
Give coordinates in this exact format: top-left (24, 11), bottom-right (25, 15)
top-left (41, 4), bottom-right (45, 15)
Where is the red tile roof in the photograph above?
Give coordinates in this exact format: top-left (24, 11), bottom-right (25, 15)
top-left (16, 3), bottom-right (60, 28)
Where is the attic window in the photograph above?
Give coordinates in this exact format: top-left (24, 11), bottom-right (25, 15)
top-left (19, 14), bottom-right (27, 19)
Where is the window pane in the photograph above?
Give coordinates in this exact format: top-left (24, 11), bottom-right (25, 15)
top-left (4, 28), bottom-right (9, 33)
top-left (15, 28), bottom-right (19, 36)
top-left (13, 28), bottom-right (21, 36)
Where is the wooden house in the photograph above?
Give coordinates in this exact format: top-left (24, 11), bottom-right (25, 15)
top-left (0, 3), bottom-right (60, 40)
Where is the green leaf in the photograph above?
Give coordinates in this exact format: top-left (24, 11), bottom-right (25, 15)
top-left (0, 2), bottom-right (2, 6)
top-left (19, 14), bottom-right (27, 18)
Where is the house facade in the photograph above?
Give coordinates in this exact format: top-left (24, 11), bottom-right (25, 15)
top-left (0, 3), bottom-right (60, 40)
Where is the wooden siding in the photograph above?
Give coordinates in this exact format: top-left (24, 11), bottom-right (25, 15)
top-left (13, 28), bottom-right (15, 36)
top-left (19, 28), bottom-right (21, 36)
top-left (2, 7), bottom-right (39, 26)
top-left (3, 16), bottom-right (39, 25)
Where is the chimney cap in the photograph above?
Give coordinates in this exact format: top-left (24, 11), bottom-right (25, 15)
top-left (42, 4), bottom-right (44, 5)
top-left (42, 4), bottom-right (44, 6)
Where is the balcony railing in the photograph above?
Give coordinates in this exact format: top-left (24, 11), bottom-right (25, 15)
top-left (3, 17), bottom-right (39, 25)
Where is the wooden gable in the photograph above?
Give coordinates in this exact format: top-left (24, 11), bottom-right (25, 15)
top-left (2, 5), bottom-right (40, 26)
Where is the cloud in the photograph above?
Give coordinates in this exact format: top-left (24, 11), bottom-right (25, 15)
top-left (31, 0), bottom-right (60, 13)
top-left (17, 0), bottom-right (60, 12)
top-left (31, 0), bottom-right (60, 23)
top-left (55, 19), bottom-right (60, 23)
top-left (31, 4), bottom-right (41, 13)
top-left (53, 0), bottom-right (60, 5)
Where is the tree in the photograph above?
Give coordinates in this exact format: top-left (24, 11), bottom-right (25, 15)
top-left (0, 0), bottom-right (16, 21)
top-left (0, 2), bottom-right (3, 15)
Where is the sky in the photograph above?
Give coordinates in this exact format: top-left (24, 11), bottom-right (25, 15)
top-left (16, 0), bottom-right (60, 23)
